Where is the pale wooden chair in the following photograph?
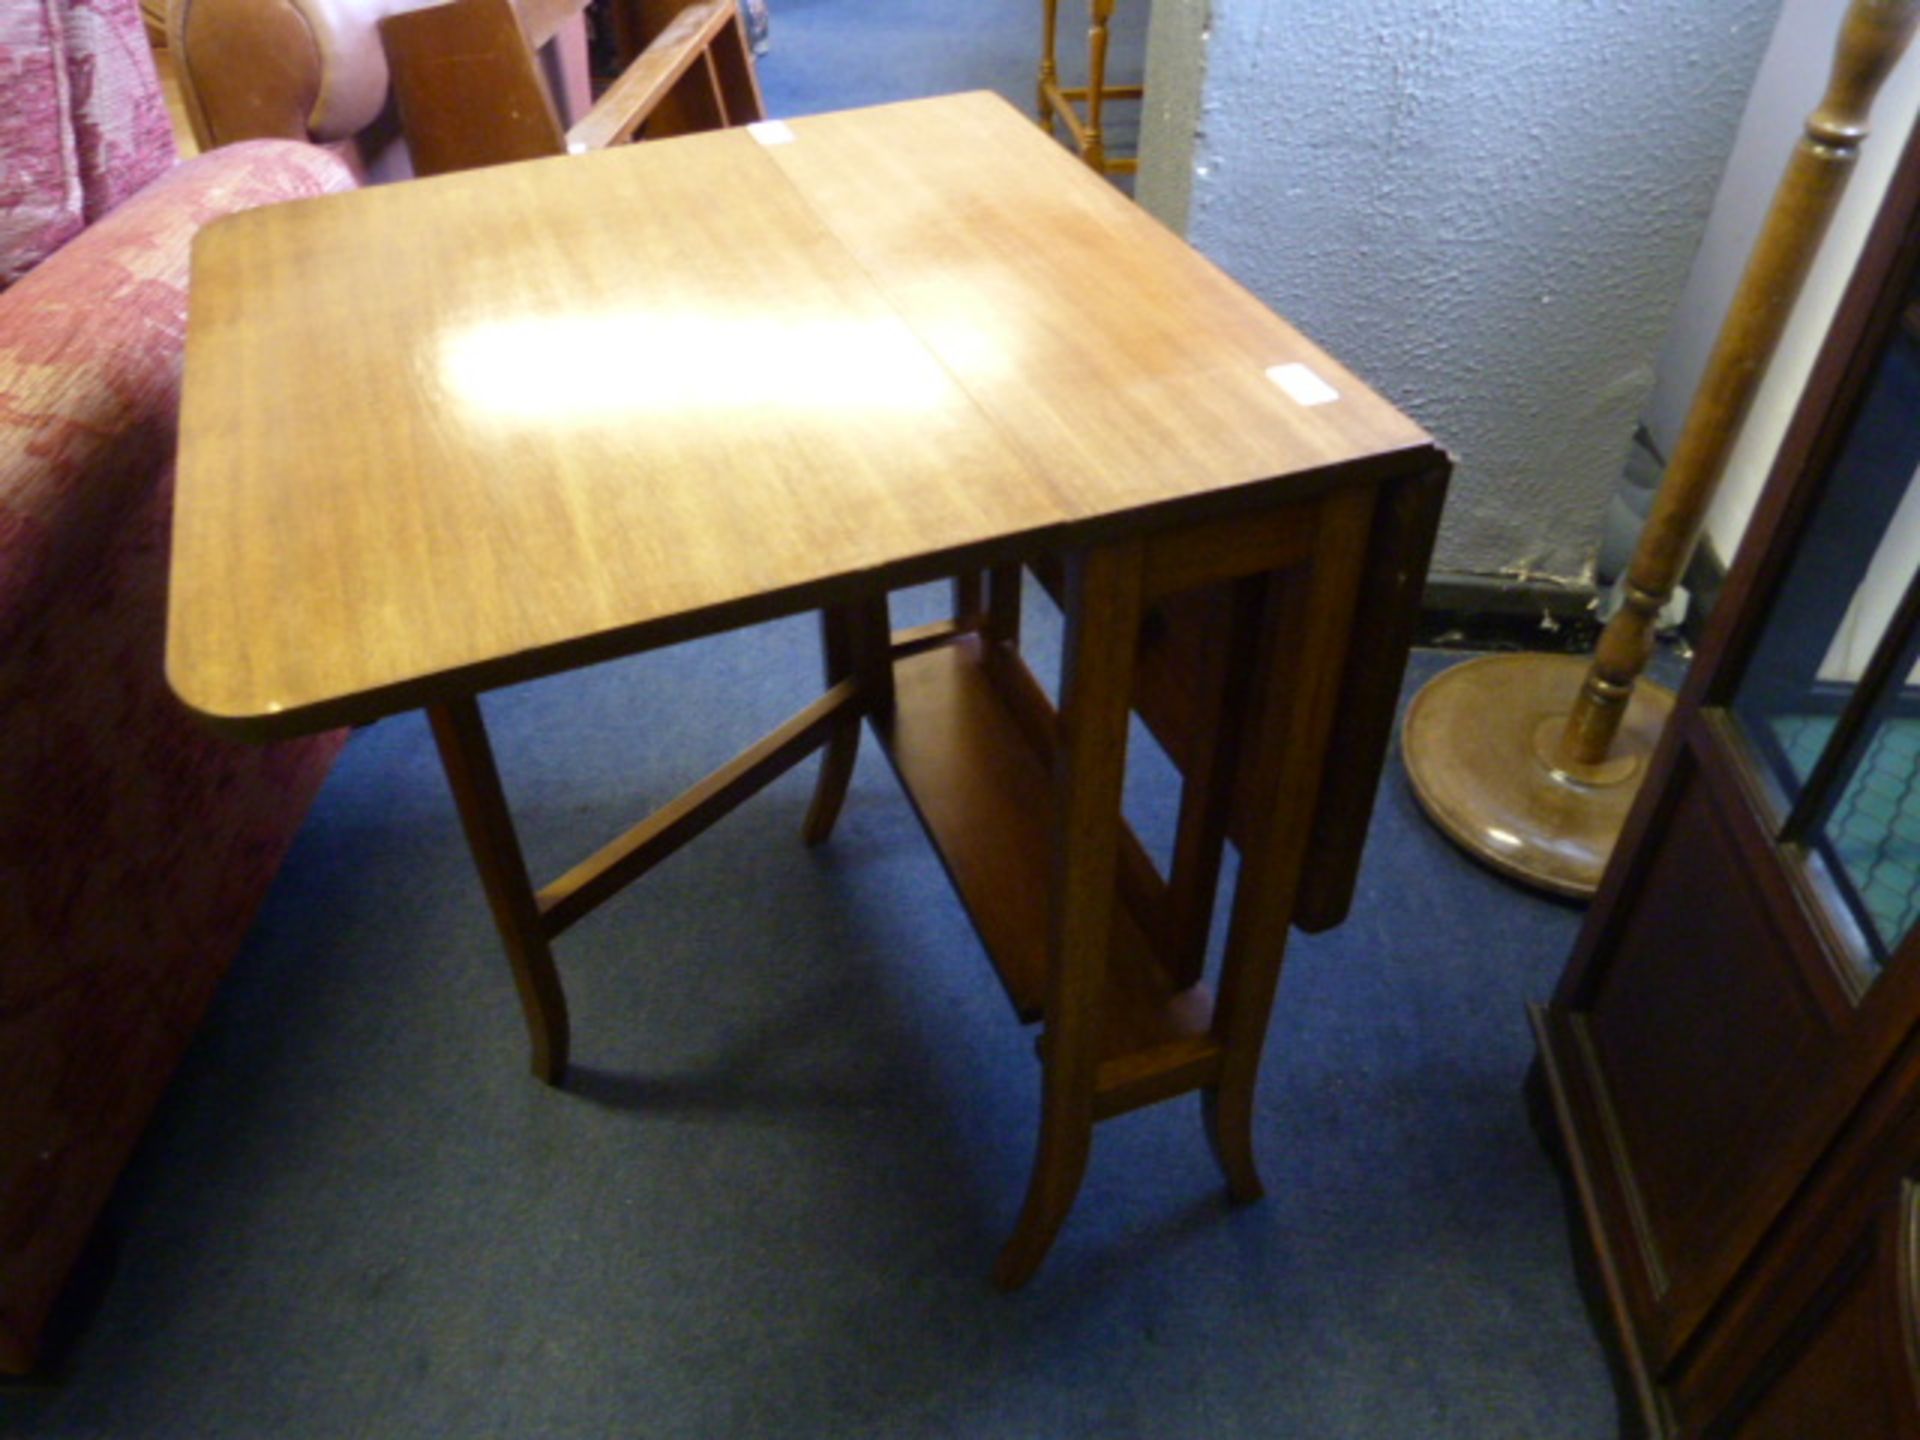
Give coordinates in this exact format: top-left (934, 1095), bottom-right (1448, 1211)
top-left (379, 0), bottom-right (764, 178)
top-left (1038, 0), bottom-right (1140, 175)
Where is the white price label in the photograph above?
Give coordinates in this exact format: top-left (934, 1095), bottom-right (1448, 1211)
top-left (1265, 362), bottom-right (1340, 407)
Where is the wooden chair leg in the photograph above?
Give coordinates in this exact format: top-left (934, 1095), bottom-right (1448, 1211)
top-left (1038, 0), bottom-right (1061, 125)
top-left (1084, 0), bottom-right (1113, 171)
top-left (803, 605), bottom-right (861, 846)
top-left (428, 695), bottom-right (571, 1084)
top-left (996, 540), bottom-right (1144, 1288)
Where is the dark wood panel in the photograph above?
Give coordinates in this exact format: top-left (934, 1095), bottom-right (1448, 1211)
top-left (1669, 1001), bottom-right (1920, 1429)
top-left (1584, 747), bottom-right (1838, 1356)
top-left (1130, 584), bottom-right (1234, 784)
top-left (1702, 1185), bottom-right (1920, 1438)
top-left (1294, 464), bottom-right (1449, 932)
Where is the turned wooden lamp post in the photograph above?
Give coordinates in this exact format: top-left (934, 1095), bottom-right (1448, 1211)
top-left (1402, 0), bottom-right (1920, 899)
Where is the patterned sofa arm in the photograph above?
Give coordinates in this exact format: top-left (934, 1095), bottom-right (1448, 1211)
top-left (0, 135), bottom-right (356, 1378)
top-left (0, 139), bottom-right (355, 655)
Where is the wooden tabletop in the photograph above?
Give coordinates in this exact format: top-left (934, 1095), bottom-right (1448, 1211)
top-left (168, 92), bottom-right (1437, 738)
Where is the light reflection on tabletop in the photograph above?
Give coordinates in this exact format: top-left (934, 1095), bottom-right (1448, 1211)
top-left (436, 307), bottom-right (982, 424)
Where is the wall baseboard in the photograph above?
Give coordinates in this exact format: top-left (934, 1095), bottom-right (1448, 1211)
top-left (1418, 542), bottom-right (1727, 656)
top-left (1418, 571), bottom-right (1602, 653)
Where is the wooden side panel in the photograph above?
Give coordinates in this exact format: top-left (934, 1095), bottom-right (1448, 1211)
top-left (1580, 742), bottom-right (1846, 1358)
top-left (1294, 463), bottom-right (1448, 931)
top-left (380, 0), bottom-right (566, 177)
top-left (1700, 1184), bottom-right (1920, 1438)
top-left (643, 55), bottom-right (726, 139)
top-left (1123, 463), bottom-right (1447, 940)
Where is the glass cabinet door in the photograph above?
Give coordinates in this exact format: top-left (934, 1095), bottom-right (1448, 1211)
top-left (1731, 276), bottom-right (1920, 972)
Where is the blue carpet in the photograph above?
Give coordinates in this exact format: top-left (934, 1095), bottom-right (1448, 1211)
top-left (3, 8), bottom-right (1617, 1436)
top-left (2, 572), bottom-right (1617, 1435)
top-left (755, 0), bottom-right (1145, 152)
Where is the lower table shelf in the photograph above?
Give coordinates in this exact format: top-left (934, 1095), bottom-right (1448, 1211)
top-left (873, 632), bottom-right (1221, 1117)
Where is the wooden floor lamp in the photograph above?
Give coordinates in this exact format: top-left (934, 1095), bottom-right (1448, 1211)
top-left (1402, 0), bottom-right (1920, 899)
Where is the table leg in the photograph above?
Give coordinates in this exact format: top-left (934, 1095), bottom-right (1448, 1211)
top-left (803, 604), bottom-right (862, 846)
top-left (804, 597), bottom-right (894, 845)
top-left (995, 539), bottom-right (1144, 1289)
top-left (1204, 491), bottom-right (1376, 1198)
top-left (429, 695), bottom-right (571, 1085)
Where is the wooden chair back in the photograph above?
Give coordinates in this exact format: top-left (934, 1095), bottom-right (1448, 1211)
top-left (380, 0), bottom-right (764, 178)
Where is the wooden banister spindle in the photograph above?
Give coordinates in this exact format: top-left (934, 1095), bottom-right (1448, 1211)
top-left (1559, 0), bottom-right (1920, 768)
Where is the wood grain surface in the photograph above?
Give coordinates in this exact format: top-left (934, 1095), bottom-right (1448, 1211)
top-left (169, 93), bottom-right (1436, 738)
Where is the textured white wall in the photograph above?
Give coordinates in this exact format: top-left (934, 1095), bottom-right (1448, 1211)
top-left (1137, 0), bottom-right (1209, 232)
top-left (1173, 0), bottom-right (1780, 580)
top-left (1654, 0), bottom-right (1920, 565)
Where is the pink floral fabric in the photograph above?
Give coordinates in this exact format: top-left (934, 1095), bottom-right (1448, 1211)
top-left (0, 138), bottom-right (356, 1374)
top-left (0, 0), bottom-right (175, 288)
top-left (1, 141), bottom-right (352, 644)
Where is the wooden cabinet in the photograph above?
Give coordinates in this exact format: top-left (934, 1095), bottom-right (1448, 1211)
top-left (1533, 112), bottom-right (1920, 1436)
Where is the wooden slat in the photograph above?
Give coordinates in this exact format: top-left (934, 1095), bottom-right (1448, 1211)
top-left (537, 680), bottom-right (858, 934)
top-left (1055, 85), bottom-right (1146, 102)
top-left (888, 618), bottom-right (969, 660)
top-left (565, 0), bottom-right (730, 149)
top-left (1094, 1030), bottom-right (1220, 1119)
top-left (1142, 499), bottom-right (1317, 598)
top-left (706, 5), bottom-right (766, 124)
top-left (876, 638), bottom-right (1215, 1090)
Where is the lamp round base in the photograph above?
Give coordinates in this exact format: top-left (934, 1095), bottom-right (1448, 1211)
top-left (1401, 653), bottom-right (1676, 900)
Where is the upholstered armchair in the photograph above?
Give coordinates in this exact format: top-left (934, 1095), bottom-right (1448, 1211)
top-left (0, 0), bottom-right (357, 1374)
top-left (166, 0), bottom-right (594, 180)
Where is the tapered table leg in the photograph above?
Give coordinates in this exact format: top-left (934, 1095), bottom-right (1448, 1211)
top-left (429, 695), bottom-right (570, 1084)
top-left (803, 605), bottom-right (862, 846)
top-left (996, 540), bottom-right (1144, 1289)
top-left (1204, 490), bottom-right (1376, 1198)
